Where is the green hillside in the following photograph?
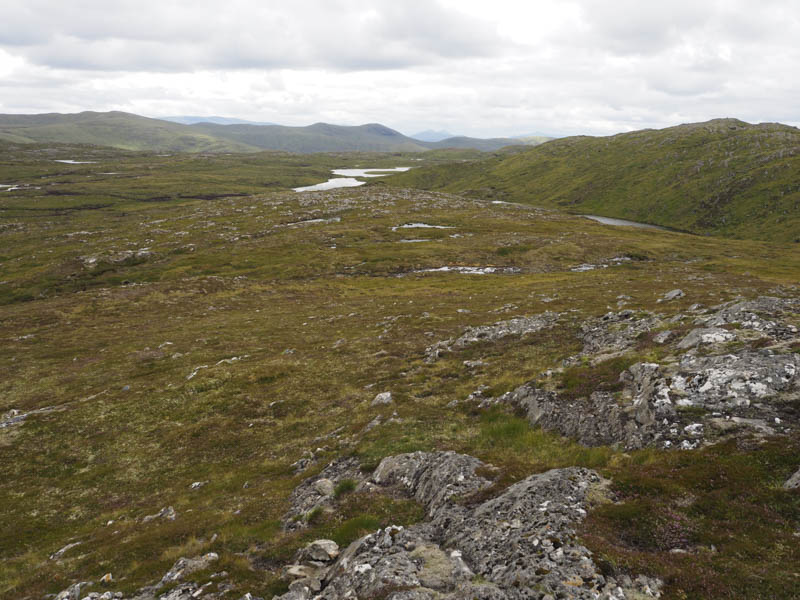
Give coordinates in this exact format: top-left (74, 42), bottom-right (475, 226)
top-left (0, 111), bottom-right (259, 153)
top-left (382, 118), bottom-right (800, 242)
top-left (189, 121), bottom-right (430, 152)
top-left (0, 112), bottom-right (528, 154)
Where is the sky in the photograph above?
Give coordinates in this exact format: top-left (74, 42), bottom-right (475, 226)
top-left (1, 0), bottom-right (799, 138)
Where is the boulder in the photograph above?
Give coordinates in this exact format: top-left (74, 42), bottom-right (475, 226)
top-left (663, 289), bottom-right (684, 301)
top-left (371, 391), bottom-right (393, 406)
top-left (676, 327), bottom-right (736, 349)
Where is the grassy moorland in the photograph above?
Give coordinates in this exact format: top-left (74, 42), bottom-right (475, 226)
top-left (0, 142), bottom-right (799, 599)
top-left (382, 118), bottom-right (800, 243)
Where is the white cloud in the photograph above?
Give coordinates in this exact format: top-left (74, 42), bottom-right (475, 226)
top-left (0, 0), bottom-right (799, 136)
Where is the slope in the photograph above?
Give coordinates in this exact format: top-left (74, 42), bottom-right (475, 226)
top-left (188, 122), bottom-right (431, 152)
top-left (383, 118), bottom-right (800, 242)
top-left (0, 111), bottom-right (259, 153)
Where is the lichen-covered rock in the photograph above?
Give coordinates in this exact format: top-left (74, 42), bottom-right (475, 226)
top-left (159, 553), bottom-right (219, 587)
top-left (671, 351), bottom-right (799, 408)
top-left (676, 327), bottom-right (736, 349)
top-left (494, 384), bottom-right (656, 449)
top-left (425, 313), bottom-right (559, 362)
top-left (282, 458), bottom-right (365, 529)
top-left (698, 296), bottom-right (799, 340)
top-left (371, 451), bottom-right (491, 518)
top-left (275, 453), bottom-right (662, 600)
top-left (578, 310), bottom-right (664, 357)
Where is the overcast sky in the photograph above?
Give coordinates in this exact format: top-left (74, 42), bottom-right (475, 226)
top-left (1, 0), bottom-right (799, 137)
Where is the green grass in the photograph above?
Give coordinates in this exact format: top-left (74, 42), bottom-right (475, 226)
top-left (0, 142), bottom-right (798, 599)
top-left (582, 439), bottom-right (800, 600)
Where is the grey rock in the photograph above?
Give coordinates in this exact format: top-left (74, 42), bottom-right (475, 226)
top-left (50, 541), bottom-right (82, 560)
top-left (282, 458), bottom-right (365, 529)
top-left (425, 312), bottom-right (559, 362)
top-left (676, 327), bottom-right (736, 349)
top-left (371, 451), bottom-right (491, 518)
top-left (276, 452), bottom-right (658, 600)
top-left (55, 583), bottom-right (91, 600)
top-left (0, 405), bottom-right (59, 429)
top-left (371, 391), bottom-right (393, 406)
top-left (653, 330), bottom-right (673, 344)
top-left (784, 468), bottom-right (800, 490)
top-left (672, 351), bottom-right (799, 408)
top-left (312, 478), bottom-right (335, 497)
top-left (578, 310), bottom-right (663, 356)
top-left (142, 506), bottom-right (177, 523)
top-left (497, 384), bottom-right (660, 450)
top-left (663, 289), bottom-right (685, 301)
top-left (699, 296), bottom-right (800, 340)
top-left (159, 552), bottom-right (219, 587)
top-left (297, 539), bottom-right (340, 563)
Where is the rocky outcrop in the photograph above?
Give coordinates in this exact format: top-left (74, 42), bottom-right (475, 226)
top-left (486, 347), bottom-right (798, 450)
top-left (282, 458), bottom-right (366, 530)
top-left (698, 297), bottom-right (799, 340)
top-left (52, 553), bottom-right (245, 600)
top-left (578, 310), bottom-right (663, 357)
top-left (425, 313), bottom-right (559, 362)
top-left (489, 384), bottom-right (661, 450)
top-left (276, 452), bottom-right (661, 600)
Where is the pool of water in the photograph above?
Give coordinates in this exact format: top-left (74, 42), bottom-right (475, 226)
top-left (293, 178), bottom-right (366, 192)
top-left (294, 167), bottom-right (411, 192)
top-left (582, 215), bottom-right (670, 231)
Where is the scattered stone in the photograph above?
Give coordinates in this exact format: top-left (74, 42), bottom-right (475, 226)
top-left (296, 539), bottom-right (340, 563)
top-left (189, 480), bottom-right (209, 490)
top-left (141, 506), bottom-right (177, 523)
top-left (282, 458), bottom-right (366, 529)
top-left (159, 552), bottom-right (219, 587)
top-left (463, 360), bottom-right (487, 368)
top-left (371, 391), bottom-right (393, 406)
top-left (50, 541), bottom-right (82, 560)
top-left (1, 406), bottom-right (59, 429)
top-left (653, 330), bottom-right (674, 344)
top-left (663, 289), bottom-right (685, 301)
top-left (578, 310), bottom-right (663, 356)
top-left (312, 478), bottom-right (335, 497)
top-left (676, 327), bottom-right (736, 349)
top-left (362, 415), bottom-right (382, 432)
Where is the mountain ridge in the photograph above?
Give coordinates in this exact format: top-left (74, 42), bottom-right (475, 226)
top-left (0, 111), bottom-right (536, 154)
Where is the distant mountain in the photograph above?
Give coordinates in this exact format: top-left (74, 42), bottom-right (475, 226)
top-left (187, 121), bottom-right (431, 153)
top-left (161, 116), bottom-right (277, 126)
top-left (384, 118), bottom-right (800, 242)
top-left (426, 135), bottom-right (529, 152)
top-left (0, 111), bottom-right (527, 153)
top-left (514, 135), bottom-right (555, 145)
top-left (411, 129), bottom-right (458, 142)
top-left (0, 111), bottom-right (259, 152)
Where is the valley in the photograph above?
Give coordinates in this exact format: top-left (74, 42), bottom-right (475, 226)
top-left (0, 130), bottom-right (799, 600)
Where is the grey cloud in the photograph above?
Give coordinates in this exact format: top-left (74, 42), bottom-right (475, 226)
top-left (0, 0), bottom-right (506, 72)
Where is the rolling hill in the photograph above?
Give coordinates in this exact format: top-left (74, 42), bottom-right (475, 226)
top-left (0, 111), bottom-right (259, 153)
top-left (382, 118), bottom-right (800, 242)
top-left (0, 111), bottom-right (532, 153)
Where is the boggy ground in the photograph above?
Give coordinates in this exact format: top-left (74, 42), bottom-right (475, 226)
top-left (1, 147), bottom-right (799, 599)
